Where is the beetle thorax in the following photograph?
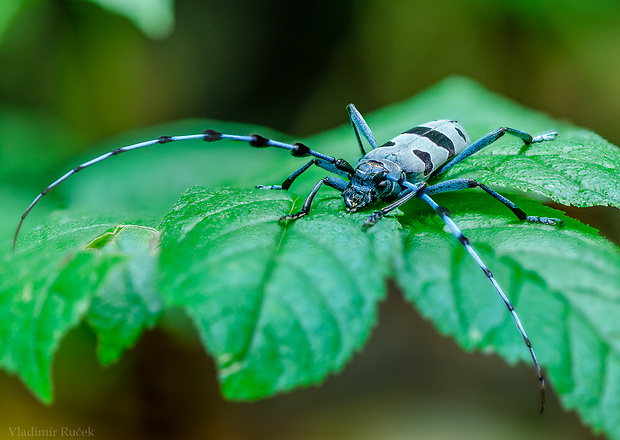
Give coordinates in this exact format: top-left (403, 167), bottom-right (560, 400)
top-left (342, 159), bottom-right (404, 212)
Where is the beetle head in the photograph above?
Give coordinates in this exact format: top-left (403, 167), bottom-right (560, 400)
top-left (342, 161), bottom-right (399, 212)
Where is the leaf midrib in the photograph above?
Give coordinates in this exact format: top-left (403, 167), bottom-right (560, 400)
top-left (234, 201), bottom-right (295, 366)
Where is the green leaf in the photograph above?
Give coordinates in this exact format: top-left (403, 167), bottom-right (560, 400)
top-left (396, 193), bottom-right (620, 438)
top-left (0, 216), bottom-right (121, 402)
top-left (0, 0), bottom-right (175, 47)
top-left (85, 224), bottom-right (162, 366)
top-left (0, 0), bottom-right (26, 46)
top-left (158, 186), bottom-right (400, 399)
top-left (0, 215), bottom-right (160, 401)
top-left (84, 0), bottom-right (175, 39)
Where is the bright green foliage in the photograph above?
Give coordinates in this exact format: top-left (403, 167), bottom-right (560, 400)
top-left (2, 77), bottom-right (620, 438)
top-left (0, 216), bottom-right (122, 402)
top-left (0, 216), bottom-right (162, 401)
top-left (158, 187), bottom-right (399, 399)
top-left (397, 193), bottom-right (620, 437)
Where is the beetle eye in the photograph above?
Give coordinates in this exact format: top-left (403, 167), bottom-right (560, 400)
top-left (378, 180), bottom-right (388, 189)
top-left (372, 171), bottom-right (387, 183)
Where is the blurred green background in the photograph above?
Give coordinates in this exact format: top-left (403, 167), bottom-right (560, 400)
top-left (1, 0), bottom-right (618, 438)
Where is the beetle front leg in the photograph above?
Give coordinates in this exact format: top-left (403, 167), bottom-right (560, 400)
top-left (363, 182), bottom-right (426, 228)
top-left (279, 176), bottom-right (348, 224)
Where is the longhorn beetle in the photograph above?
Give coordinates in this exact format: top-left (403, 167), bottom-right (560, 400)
top-left (14, 104), bottom-right (561, 412)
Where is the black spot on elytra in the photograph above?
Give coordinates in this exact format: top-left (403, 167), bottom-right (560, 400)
top-left (412, 149), bottom-right (434, 176)
top-left (406, 126), bottom-right (456, 158)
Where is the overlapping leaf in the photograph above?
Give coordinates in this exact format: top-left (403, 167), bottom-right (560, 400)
top-left (0, 216), bottom-right (161, 401)
top-left (396, 193), bottom-right (620, 438)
